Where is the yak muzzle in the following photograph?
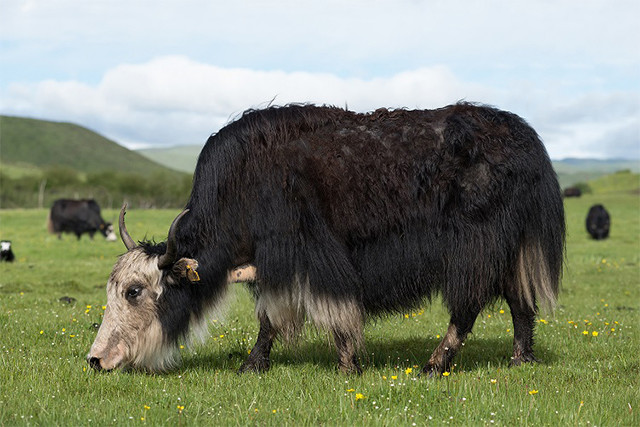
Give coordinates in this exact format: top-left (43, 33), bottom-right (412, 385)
top-left (87, 356), bottom-right (105, 371)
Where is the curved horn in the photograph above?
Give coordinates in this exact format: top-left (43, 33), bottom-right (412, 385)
top-left (157, 209), bottom-right (189, 270)
top-left (119, 204), bottom-right (137, 250)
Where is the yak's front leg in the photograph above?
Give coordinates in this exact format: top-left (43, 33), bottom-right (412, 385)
top-left (239, 311), bottom-right (275, 373)
top-left (423, 309), bottom-right (480, 376)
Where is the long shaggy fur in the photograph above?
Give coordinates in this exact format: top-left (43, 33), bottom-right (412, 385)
top-left (135, 102), bottom-right (564, 370)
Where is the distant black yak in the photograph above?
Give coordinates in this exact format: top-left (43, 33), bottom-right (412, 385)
top-left (88, 103), bottom-right (565, 375)
top-left (586, 204), bottom-right (610, 240)
top-left (563, 187), bottom-right (582, 198)
top-left (48, 199), bottom-right (117, 241)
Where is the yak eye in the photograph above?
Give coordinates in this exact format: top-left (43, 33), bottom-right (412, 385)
top-left (125, 286), bottom-right (142, 300)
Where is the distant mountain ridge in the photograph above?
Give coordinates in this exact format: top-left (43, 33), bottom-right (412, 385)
top-left (137, 145), bottom-right (203, 174)
top-left (0, 115), bottom-right (181, 177)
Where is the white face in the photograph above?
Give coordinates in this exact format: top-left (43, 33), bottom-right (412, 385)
top-left (104, 225), bottom-right (117, 241)
top-left (1, 241), bottom-right (11, 251)
top-left (87, 248), bottom-right (176, 371)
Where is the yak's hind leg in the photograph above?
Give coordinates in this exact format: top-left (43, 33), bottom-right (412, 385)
top-left (504, 286), bottom-right (538, 366)
top-left (332, 324), bottom-right (363, 375)
top-left (239, 311), bottom-right (276, 373)
top-left (423, 308), bottom-right (481, 376)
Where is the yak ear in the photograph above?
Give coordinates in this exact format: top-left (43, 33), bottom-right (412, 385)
top-left (171, 258), bottom-right (200, 283)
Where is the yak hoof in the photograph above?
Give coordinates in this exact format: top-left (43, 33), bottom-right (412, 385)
top-left (421, 363), bottom-right (448, 378)
top-left (238, 357), bottom-right (271, 374)
top-left (510, 352), bottom-right (538, 367)
top-left (338, 361), bottom-right (363, 375)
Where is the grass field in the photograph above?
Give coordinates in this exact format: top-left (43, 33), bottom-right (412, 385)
top-left (1, 195), bottom-right (638, 426)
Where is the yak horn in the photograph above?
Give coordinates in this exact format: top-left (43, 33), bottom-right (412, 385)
top-left (119, 204), bottom-right (137, 250)
top-left (157, 209), bottom-right (189, 270)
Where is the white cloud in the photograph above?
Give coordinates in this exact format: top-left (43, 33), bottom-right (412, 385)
top-left (4, 56), bottom-right (489, 146)
top-left (3, 55), bottom-right (638, 158)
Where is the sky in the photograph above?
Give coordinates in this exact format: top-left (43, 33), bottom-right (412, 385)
top-left (1, 0), bottom-right (639, 159)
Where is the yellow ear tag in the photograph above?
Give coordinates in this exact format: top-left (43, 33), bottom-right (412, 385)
top-left (186, 264), bottom-right (200, 282)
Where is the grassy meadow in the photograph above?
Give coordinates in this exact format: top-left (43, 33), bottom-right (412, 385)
top-left (0, 195), bottom-right (638, 426)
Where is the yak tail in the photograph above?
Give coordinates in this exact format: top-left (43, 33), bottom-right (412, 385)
top-left (516, 241), bottom-right (558, 313)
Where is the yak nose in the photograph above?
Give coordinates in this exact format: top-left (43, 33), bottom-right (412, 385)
top-left (88, 356), bottom-right (103, 371)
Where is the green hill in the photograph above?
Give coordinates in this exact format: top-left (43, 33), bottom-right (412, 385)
top-left (587, 170), bottom-right (640, 194)
top-left (0, 115), bottom-right (179, 176)
top-left (137, 145), bottom-right (203, 174)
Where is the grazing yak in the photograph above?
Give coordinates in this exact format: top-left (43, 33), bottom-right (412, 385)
top-left (48, 199), bottom-right (117, 241)
top-left (563, 187), bottom-right (582, 198)
top-left (586, 204), bottom-right (610, 240)
top-left (87, 103), bottom-right (565, 375)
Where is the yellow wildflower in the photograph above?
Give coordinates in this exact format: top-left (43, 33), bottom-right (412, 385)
top-left (490, 379), bottom-right (497, 384)
top-left (355, 393), bottom-right (365, 401)
top-left (391, 375), bottom-right (397, 380)
top-left (592, 331), bottom-right (598, 337)
top-left (582, 330), bottom-right (589, 336)
top-left (529, 390), bottom-right (538, 395)
top-left (144, 405), bottom-right (150, 410)
top-left (405, 367), bottom-right (413, 375)
top-left (442, 372), bottom-right (450, 377)
top-left (346, 388), bottom-right (355, 392)
top-left (499, 309), bottom-right (504, 314)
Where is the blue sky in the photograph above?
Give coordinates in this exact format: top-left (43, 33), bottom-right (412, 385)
top-left (1, 0), bottom-right (638, 159)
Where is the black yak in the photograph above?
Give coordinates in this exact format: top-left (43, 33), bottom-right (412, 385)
top-left (586, 204), bottom-right (610, 240)
top-left (48, 199), bottom-right (117, 241)
top-left (87, 103), bottom-right (565, 375)
top-left (563, 187), bottom-right (582, 198)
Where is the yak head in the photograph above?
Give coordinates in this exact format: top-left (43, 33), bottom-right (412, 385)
top-left (101, 222), bottom-right (117, 242)
top-left (87, 206), bottom-right (202, 372)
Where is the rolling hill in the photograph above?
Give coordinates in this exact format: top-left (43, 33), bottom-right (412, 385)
top-left (137, 145), bottom-right (203, 174)
top-left (0, 115), bottom-right (183, 177)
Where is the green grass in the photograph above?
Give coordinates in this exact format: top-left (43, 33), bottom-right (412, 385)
top-left (1, 198), bottom-right (639, 426)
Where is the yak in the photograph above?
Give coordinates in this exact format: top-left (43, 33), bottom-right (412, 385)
top-left (586, 204), bottom-right (610, 240)
top-left (87, 103), bottom-right (565, 375)
top-left (563, 187), bottom-right (582, 198)
top-left (48, 199), bottom-right (117, 241)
